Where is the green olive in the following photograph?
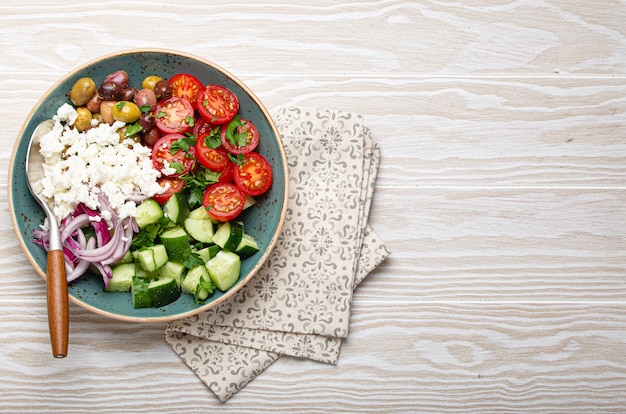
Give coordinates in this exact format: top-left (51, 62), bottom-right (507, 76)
top-left (141, 75), bottom-right (163, 91)
top-left (91, 112), bottom-right (104, 124)
top-left (69, 77), bottom-right (97, 106)
top-left (74, 107), bottom-right (92, 132)
top-left (111, 101), bottom-right (141, 123)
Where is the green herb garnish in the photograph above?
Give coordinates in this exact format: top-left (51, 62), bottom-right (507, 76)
top-left (170, 135), bottom-right (197, 155)
top-left (203, 127), bottom-right (222, 149)
top-left (125, 122), bottom-right (143, 137)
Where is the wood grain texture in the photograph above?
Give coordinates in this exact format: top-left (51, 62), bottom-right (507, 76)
top-left (1, 300), bottom-right (626, 412)
top-left (1, 0), bottom-right (626, 412)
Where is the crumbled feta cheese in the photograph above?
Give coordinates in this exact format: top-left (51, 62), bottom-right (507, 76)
top-left (161, 160), bottom-right (177, 177)
top-left (38, 104), bottom-right (165, 221)
top-left (55, 103), bottom-right (78, 125)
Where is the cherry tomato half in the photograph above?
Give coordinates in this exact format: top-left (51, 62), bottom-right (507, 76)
top-left (217, 161), bottom-right (234, 184)
top-left (221, 118), bottom-right (259, 154)
top-left (168, 73), bottom-right (203, 109)
top-left (202, 182), bottom-right (245, 222)
top-left (154, 96), bottom-right (194, 135)
top-left (196, 141), bottom-right (230, 172)
top-left (196, 84), bottom-right (239, 125)
top-left (152, 133), bottom-right (196, 177)
top-left (193, 117), bottom-right (218, 141)
top-left (233, 152), bottom-right (273, 197)
top-left (152, 177), bottom-right (184, 205)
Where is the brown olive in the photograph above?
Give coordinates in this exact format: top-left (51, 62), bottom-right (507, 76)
top-left (99, 101), bottom-right (116, 125)
top-left (138, 111), bottom-right (155, 132)
top-left (134, 88), bottom-right (157, 109)
top-left (120, 87), bottom-right (137, 102)
top-left (153, 79), bottom-right (171, 99)
top-left (98, 82), bottom-right (122, 100)
top-left (85, 92), bottom-right (103, 113)
top-left (69, 77), bottom-right (97, 106)
top-left (141, 127), bottom-right (160, 147)
top-left (103, 70), bottom-right (129, 88)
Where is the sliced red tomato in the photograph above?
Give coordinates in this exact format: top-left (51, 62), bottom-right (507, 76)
top-left (196, 142), bottom-right (230, 172)
top-left (196, 84), bottom-right (239, 125)
top-left (217, 161), bottom-right (234, 183)
top-left (202, 182), bottom-right (245, 222)
top-left (168, 73), bottom-right (203, 109)
top-left (221, 118), bottom-right (259, 154)
top-left (152, 133), bottom-right (197, 177)
top-left (193, 117), bottom-right (218, 141)
top-left (154, 96), bottom-right (194, 134)
top-left (152, 177), bottom-right (184, 204)
top-left (233, 152), bottom-right (273, 197)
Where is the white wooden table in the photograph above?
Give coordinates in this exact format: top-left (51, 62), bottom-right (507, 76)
top-left (1, 1), bottom-right (625, 412)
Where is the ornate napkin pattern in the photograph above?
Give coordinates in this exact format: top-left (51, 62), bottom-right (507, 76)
top-left (165, 107), bottom-right (390, 401)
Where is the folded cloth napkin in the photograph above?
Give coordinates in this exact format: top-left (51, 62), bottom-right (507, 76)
top-left (166, 107), bottom-right (391, 401)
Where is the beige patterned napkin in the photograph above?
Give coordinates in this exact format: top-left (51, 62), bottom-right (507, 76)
top-left (166, 107), bottom-right (390, 401)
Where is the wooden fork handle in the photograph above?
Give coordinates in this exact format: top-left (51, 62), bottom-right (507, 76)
top-left (47, 249), bottom-right (69, 358)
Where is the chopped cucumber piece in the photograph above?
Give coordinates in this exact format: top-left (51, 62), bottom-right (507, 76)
top-left (114, 250), bottom-right (134, 266)
top-left (135, 199), bottom-right (163, 228)
top-left (212, 221), bottom-right (243, 251)
top-left (188, 205), bottom-right (217, 222)
top-left (184, 218), bottom-right (214, 243)
top-left (159, 261), bottom-right (186, 287)
top-left (134, 244), bottom-right (168, 272)
top-left (195, 245), bottom-right (221, 263)
top-left (182, 265), bottom-right (215, 303)
top-left (131, 276), bottom-right (151, 308)
top-left (105, 263), bottom-right (135, 292)
top-left (243, 195), bottom-right (256, 210)
top-left (148, 277), bottom-right (180, 308)
top-left (206, 250), bottom-right (241, 291)
top-left (163, 192), bottom-right (189, 225)
top-left (160, 226), bottom-right (191, 262)
top-left (236, 233), bottom-right (260, 259)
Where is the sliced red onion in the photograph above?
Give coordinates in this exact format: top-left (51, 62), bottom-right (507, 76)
top-left (32, 194), bottom-right (143, 288)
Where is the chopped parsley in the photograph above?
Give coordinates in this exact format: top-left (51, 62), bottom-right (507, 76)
top-left (125, 122), bottom-right (143, 137)
top-left (170, 135), bottom-right (197, 155)
top-left (229, 153), bottom-right (245, 166)
top-left (180, 166), bottom-right (221, 208)
top-left (183, 252), bottom-right (205, 269)
top-left (224, 115), bottom-right (248, 147)
top-left (203, 127), bottom-right (222, 149)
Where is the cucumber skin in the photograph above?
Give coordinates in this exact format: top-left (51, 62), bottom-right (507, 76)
top-left (235, 234), bottom-right (260, 259)
top-left (160, 226), bottom-right (192, 262)
top-left (163, 192), bottom-right (189, 225)
top-left (148, 278), bottom-right (181, 308)
top-left (213, 221), bottom-right (243, 251)
top-left (131, 277), bottom-right (152, 308)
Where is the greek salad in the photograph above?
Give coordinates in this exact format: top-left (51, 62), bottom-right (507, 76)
top-left (33, 70), bottom-right (274, 308)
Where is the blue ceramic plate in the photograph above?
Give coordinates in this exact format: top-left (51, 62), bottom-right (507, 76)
top-left (8, 49), bottom-right (287, 322)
